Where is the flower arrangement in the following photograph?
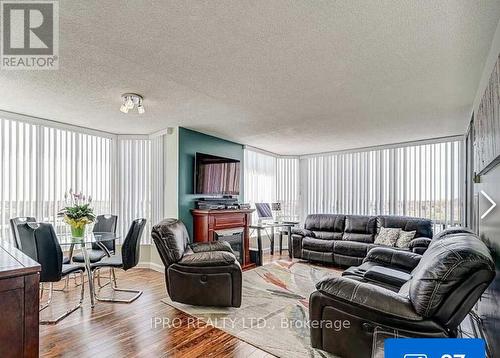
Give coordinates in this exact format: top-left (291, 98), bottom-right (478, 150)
top-left (58, 189), bottom-right (96, 238)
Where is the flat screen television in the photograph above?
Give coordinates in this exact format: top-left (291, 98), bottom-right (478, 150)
top-left (195, 152), bottom-right (240, 195)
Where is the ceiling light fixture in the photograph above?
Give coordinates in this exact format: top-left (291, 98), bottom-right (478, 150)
top-left (120, 93), bottom-right (145, 114)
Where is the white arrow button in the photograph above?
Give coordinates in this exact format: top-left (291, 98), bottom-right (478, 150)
top-left (480, 190), bottom-right (497, 220)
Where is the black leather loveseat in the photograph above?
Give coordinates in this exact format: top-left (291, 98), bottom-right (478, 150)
top-left (309, 228), bottom-right (495, 358)
top-left (290, 214), bottom-right (433, 266)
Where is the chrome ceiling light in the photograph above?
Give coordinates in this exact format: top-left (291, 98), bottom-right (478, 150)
top-left (120, 93), bottom-right (145, 114)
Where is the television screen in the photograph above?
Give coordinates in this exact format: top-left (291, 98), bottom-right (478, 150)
top-left (195, 153), bottom-right (240, 195)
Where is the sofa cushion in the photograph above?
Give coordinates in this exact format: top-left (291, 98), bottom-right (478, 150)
top-left (151, 218), bottom-right (189, 265)
top-left (395, 230), bottom-right (416, 249)
top-left (291, 227), bottom-right (315, 237)
top-left (313, 231), bottom-right (343, 240)
top-left (305, 214), bottom-right (345, 233)
top-left (374, 227), bottom-right (401, 246)
top-left (377, 215), bottom-right (432, 238)
top-left (334, 240), bottom-right (375, 257)
top-left (342, 215), bottom-right (377, 243)
top-left (303, 237), bottom-right (335, 252)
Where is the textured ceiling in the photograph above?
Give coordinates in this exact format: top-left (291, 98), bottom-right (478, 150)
top-left (1, 1), bottom-right (500, 155)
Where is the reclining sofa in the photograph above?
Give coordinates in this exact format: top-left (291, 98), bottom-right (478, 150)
top-left (309, 228), bottom-right (495, 358)
top-left (290, 214), bottom-right (433, 266)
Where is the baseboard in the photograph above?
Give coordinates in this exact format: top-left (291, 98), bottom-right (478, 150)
top-left (137, 262), bottom-right (165, 273)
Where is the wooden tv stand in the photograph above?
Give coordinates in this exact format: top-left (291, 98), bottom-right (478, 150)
top-left (191, 209), bottom-right (255, 270)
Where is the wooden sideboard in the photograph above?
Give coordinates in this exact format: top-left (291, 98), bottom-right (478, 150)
top-left (191, 209), bottom-right (255, 270)
top-left (0, 241), bottom-right (40, 358)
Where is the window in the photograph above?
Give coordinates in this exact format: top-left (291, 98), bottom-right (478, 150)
top-left (244, 148), bottom-right (300, 221)
top-left (276, 157), bottom-right (300, 220)
top-left (117, 138), bottom-right (152, 240)
top-left (0, 117), bottom-right (113, 242)
top-left (0, 114), bottom-right (163, 245)
top-left (0, 118), bottom-right (38, 240)
top-left (39, 127), bottom-right (112, 235)
top-left (301, 140), bottom-right (463, 230)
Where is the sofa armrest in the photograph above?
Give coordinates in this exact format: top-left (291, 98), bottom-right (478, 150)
top-left (179, 251), bottom-right (236, 266)
top-left (409, 237), bottom-right (432, 249)
top-left (364, 247), bottom-right (422, 271)
top-left (409, 237), bottom-right (432, 253)
top-left (291, 227), bottom-right (315, 237)
top-left (315, 276), bottom-right (422, 320)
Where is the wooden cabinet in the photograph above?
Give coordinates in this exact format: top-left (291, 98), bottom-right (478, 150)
top-left (191, 209), bottom-right (255, 269)
top-left (0, 242), bottom-right (40, 358)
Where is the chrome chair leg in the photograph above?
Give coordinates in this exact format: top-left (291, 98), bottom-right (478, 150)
top-left (39, 283), bottom-right (53, 311)
top-left (40, 282), bottom-right (45, 301)
top-left (53, 276), bottom-right (70, 292)
top-left (97, 268), bottom-right (111, 289)
top-left (93, 267), bottom-right (142, 303)
top-left (40, 270), bottom-right (85, 325)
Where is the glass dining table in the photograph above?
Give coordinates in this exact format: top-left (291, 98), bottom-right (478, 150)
top-left (58, 232), bottom-right (119, 307)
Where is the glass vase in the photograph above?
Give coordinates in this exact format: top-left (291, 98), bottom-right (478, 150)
top-left (71, 225), bottom-right (86, 238)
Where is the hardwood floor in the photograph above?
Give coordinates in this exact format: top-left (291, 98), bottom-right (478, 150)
top-left (39, 253), bottom-right (292, 358)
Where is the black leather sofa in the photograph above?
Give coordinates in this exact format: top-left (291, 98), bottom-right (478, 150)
top-left (152, 218), bottom-right (242, 307)
top-left (309, 228), bottom-right (495, 358)
top-left (290, 214), bottom-right (433, 266)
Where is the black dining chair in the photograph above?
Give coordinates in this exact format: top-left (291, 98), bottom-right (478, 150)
top-left (11, 217), bottom-right (72, 265)
top-left (72, 214), bottom-right (118, 263)
top-left (10, 216), bottom-right (36, 248)
top-left (17, 222), bottom-right (85, 324)
top-left (91, 218), bottom-right (146, 303)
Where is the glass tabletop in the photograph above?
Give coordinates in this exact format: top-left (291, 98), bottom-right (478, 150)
top-left (57, 232), bottom-right (119, 246)
top-left (249, 221), bottom-right (299, 228)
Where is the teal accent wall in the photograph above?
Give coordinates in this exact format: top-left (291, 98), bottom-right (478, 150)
top-left (178, 127), bottom-right (244, 237)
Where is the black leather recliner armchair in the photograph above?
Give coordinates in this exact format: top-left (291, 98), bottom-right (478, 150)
top-left (152, 218), bottom-right (242, 307)
top-left (309, 228), bottom-right (495, 358)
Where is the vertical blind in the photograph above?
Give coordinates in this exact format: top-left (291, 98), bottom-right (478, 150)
top-left (244, 149), bottom-right (300, 221)
top-left (0, 117), bottom-right (113, 242)
top-left (301, 140), bottom-right (464, 230)
top-left (276, 157), bottom-right (300, 220)
top-left (0, 119), bottom-right (38, 240)
top-left (0, 115), bottom-right (164, 245)
top-left (117, 138), bottom-right (152, 241)
top-left (40, 127), bottom-right (112, 234)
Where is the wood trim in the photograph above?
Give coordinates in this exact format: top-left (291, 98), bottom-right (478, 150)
top-left (0, 241), bottom-right (40, 358)
top-left (24, 274), bottom-right (40, 358)
top-left (0, 241), bottom-right (40, 279)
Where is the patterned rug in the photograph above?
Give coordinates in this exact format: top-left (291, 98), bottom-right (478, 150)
top-left (162, 260), bottom-right (340, 358)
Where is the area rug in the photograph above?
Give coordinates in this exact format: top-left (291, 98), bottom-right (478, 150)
top-left (162, 260), bottom-right (340, 358)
